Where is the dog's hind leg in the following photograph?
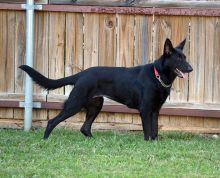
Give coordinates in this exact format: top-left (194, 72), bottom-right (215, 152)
top-left (43, 88), bottom-right (88, 139)
top-left (80, 97), bottom-right (104, 137)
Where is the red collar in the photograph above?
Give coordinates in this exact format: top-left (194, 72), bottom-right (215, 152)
top-left (154, 66), bottom-right (160, 78)
top-left (153, 66), bottom-right (172, 88)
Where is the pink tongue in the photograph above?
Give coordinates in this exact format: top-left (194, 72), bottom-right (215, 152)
top-left (179, 70), bottom-right (187, 79)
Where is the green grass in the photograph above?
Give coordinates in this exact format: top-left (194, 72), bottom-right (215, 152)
top-left (0, 128), bottom-right (220, 178)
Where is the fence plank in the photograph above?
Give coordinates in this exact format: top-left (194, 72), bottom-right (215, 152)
top-left (159, 116), bottom-right (170, 129)
top-left (47, 12), bottom-right (65, 100)
top-left (0, 11), bottom-right (15, 119)
top-left (213, 18), bottom-right (220, 103)
top-left (65, 13), bottom-right (83, 95)
top-left (99, 14), bottom-right (117, 66)
top-left (186, 116), bottom-right (204, 128)
top-left (204, 17), bottom-right (215, 103)
top-left (133, 114), bottom-right (141, 125)
top-left (134, 15), bottom-right (153, 65)
top-left (95, 112), bottom-right (109, 123)
top-left (189, 17), bottom-right (206, 103)
top-left (84, 13), bottom-right (99, 69)
top-left (82, 13), bottom-right (99, 122)
top-left (14, 11), bottom-right (25, 96)
top-left (14, 11), bottom-right (26, 119)
top-left (108, 113), bottom-right (133, 124)
top-left (47, 12), bottom-right (65, 121)
top-left (204, 117), bottom-right (220, 129)
top-left (116, 14), bottom-right (134, 67)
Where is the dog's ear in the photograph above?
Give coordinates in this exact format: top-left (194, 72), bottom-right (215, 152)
top-left (176, 38), bottom-right (186, 51)
top-left (164, 38), bottom-right (174, 56)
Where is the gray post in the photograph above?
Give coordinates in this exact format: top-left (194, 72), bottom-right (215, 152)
top-left (24, 0), bottom-right (34, 131)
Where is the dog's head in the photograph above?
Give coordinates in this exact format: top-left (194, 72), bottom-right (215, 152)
top-left (162, 38), bottom-right (193, 79)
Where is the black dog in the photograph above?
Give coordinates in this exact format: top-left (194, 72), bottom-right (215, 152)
top-left (20, 38), bottom-right (193, 140)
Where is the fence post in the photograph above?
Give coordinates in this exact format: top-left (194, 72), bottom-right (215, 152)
top-left (23, 0), bottom-right (35, 131)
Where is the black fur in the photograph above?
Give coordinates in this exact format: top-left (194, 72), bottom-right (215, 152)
top-left (19, 38), bottom-right (193, 140)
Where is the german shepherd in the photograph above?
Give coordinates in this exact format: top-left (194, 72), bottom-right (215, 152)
top-left (20, 38), bottom-right (193, 140)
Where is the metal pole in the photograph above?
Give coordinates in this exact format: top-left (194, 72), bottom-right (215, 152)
top-left (24, 0), bottom-right (34, 131)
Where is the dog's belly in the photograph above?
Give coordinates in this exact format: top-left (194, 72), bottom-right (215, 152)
top-left (93, 95), bottom-right (139, 109)
top-left (93, 91), bottom-right (140, 109)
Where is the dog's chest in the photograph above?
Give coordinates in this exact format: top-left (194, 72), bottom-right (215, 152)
top-left (145, 88), bottom-right (170, 111)
top-left (156, 88), bottom-right (170, 105)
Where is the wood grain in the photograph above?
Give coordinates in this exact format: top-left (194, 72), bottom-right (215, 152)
top-left (65, 13), bottom-right (83, 95)
top-left (0, 11), bottom-right (15, 119)
top-left (134, 15), bottom-right (153, 65)
top-left (14, 11), bottom-right (25, 96)
top-left (14, 11), bottom-right (26, 119)
top-left (83, 13), bottom-right (99, 69)
top-left (116, 14), bottom-right (134, 67)
top-left (213, 18), bottom-right (220, 103)
top-left (47, 12), bottom-right (65, 121)
top-left (189, 17), bottom-right (206, 103)
top-left (204, 17), bottom-right (215, 103)
top-left (47, 12), bottom-right (65, 99)
top-left (98, 14), bottom-right (117, 67)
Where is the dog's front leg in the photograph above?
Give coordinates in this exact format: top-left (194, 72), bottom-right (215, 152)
top-left (140, 109), bottom-right (152, 141)
top-left (151, 111), bottom-right (159, 140)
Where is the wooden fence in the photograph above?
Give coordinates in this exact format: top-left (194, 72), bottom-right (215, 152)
top-left (0, 2), bottom-right (220, 133)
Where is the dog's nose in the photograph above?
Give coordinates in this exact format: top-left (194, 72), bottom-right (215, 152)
top-left (187, 65), bottom-right (193, 72)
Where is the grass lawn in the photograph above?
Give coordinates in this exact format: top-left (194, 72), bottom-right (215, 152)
top-left (0, 128), bottom-right (220, 178)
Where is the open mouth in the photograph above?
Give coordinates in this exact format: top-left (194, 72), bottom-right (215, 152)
top-left (175, 68), bottom-right (187, 79)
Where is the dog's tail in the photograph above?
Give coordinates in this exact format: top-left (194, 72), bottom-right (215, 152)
top-left (19, 65), bottom-right (80, 90)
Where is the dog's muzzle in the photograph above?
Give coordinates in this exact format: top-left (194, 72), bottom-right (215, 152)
top-left (175, 65), bottom-right (193, 79)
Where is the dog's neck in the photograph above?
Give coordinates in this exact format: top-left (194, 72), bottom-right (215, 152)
top-left (153, 56), bottom-right (176, 87)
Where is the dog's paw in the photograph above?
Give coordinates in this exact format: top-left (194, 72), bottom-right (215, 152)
top-left (80, 128), bottom-right (93, 137)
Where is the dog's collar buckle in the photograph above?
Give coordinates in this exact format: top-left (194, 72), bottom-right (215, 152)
top-left (153, 67), bottom-right (171, 88)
